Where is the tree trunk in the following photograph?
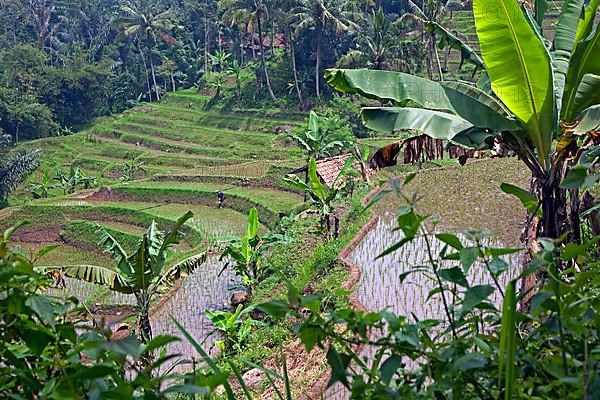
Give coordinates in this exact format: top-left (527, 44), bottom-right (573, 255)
top-left (520, 164), bottom-right (578, 311)
top-left (171, 73), bottom-right (176, 92)
top-left (256, 14), bottom-right (278, 103)
top-left (315, 20), bottom-right (322, 100)
top-left (137, 41), bottom-right (152, 101)
top-left (431, 33), bottom-right (443, 81)
top-left (148, 49), bottom-right (160, 101)
top-left (137, 312), bottom-right (152, 343)
top-left (290, 34), bottom-right (303, 107)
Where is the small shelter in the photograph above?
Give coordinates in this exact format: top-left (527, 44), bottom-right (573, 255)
top-left (291, 153), bottom-right (372, 189)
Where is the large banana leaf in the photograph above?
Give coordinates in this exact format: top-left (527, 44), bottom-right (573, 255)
top-left (474, 0), bottom-right (554, 168)
top-left (562, 25), bottom-right (600, 121)
top-left (571, 74), bottom-right (600, 116)
top-left (246, 208), bottom-right (259, 239)
top-left (572, 105), bottom-right (600, 135)
top-left (575, 0), bottom-right (599, 43)
top-left (154, 251), bottom-right (209, 293)
top-left (325, 69), bottom-right (519, 132)
top-left (553, 0), bottom-right (586, 113)
top-left (361, 107), bottom-right (472, 138)
top-left (60, 264), bottom-right (132, 294)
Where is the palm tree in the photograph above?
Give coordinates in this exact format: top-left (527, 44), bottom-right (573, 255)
top-left (52, 212), bottom-right (208, 342)
top-left (115, 0), bottom-right (178, 102)
top-left (273, 0), bottom-right (304, 106)
top-left (291, 0), bottom-right (358, 99)
top-left (220, 0), bottom-right (277, 102)
top-left (326, 0), bottom-right (600, 289)
top-left (337, 8), bottom-right (398, 70)
top-left (396, 0), bottom-right (466, 79)
top-left (0, 134), bottom-right (41, 208)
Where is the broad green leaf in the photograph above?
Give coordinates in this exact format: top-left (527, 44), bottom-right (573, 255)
top-left (60, 264), bottom-right (131, 294)
top-left (25, 296), bottom-right (56, 329)
top-left (474, 0), bottom-right (554, 168)
top-left (553, 0), bottom-right (587, 112)
top-left (460, 246), bottom-right (481, 273)
top-left (438, 267), bottom-right (470, 288)
top-left (571, 77), bottom-right (600, 126)
top-left (257, 300), bottom-right (290, 318)
top-left (308, 158), bottom-right (327, 199)
top-left (246, 208), bottom-right (259, 239)
top-left (500, 183), bottom-right (541, 216)
top-left (326, 69), bottom-right (518, 131)
top-left (573, 105), bottom-right (600, 136)
top-left (574, 0), bottom-right (599, 43)
top-left (461, 284), bottom-right (495, 315)
top-left (22, 329), bottom-right (53, 356)
top-left (380, 355), bottom-right (403, 385)
top-left (361, 107), bottom-right (472, 138)
top-left (562, 25), bottom-right (600, 120)
top-left (436, 233), bottom-right (464, 250)
top-left (452, 352), bottom-right (488, 371)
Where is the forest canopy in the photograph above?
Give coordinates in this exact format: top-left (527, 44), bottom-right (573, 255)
top-left (0, 0), bottom-right (470, 142)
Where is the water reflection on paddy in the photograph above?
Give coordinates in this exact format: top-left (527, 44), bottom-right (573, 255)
top-left (47, 255), bottom-right (236, 372)
top-left (325, 211), bottom-right (521, 399)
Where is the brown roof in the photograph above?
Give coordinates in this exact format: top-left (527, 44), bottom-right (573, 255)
top-left (292, 153), bottom-right (372, 188)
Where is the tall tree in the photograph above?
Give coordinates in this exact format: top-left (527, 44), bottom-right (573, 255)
top-left (396, 0), bottom-right (465, 80)
top-left (220, 0), bottom-right (278, 102)
top-left (291, 0), bottom-right (358, 99)
top-left (337, 7), bottom-right (398, 70)
top-left (115, 0), bottom-right (178, 102)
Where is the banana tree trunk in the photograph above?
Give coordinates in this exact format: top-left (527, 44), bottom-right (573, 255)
top-left (520, 162), bottom-right (579, 310)
top-left (256, 13), bottom-right (277, 103)
top-left (137, 300), bottom-right (152, 344)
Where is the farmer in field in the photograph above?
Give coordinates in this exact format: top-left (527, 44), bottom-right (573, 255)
top-left (217, 190), bottom-right (224, 209)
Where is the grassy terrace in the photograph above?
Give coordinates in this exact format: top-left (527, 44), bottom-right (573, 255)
top-left (2, 90), bottom-right (308, 304)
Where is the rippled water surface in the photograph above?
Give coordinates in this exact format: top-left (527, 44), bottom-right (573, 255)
top-left (47, 255), bottom-right (236, 372)
top-left (325, 212), bottom-right (521, 399)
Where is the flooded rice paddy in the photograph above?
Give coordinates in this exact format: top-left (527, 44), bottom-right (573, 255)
top-left (351, 212), bottom-right (521, 319)
top-left (46, 255), bottom-right (237, 372)
top-left (325, 210), bottom-right (521, 399)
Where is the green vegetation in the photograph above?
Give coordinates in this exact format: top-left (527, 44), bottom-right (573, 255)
top-left (1, 0), bottom-right (600, 398)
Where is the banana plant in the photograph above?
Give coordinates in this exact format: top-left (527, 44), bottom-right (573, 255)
top-left (30, 170), bottom-right (58, 199)
top-left (206, 304), bottom-right (256, 353)
top-left (284, 156), bottom-right (355, 237)
top-left (326, 0), bottom-right (600, 243)
top-left (219, 208), bottom-right (290, 289)
top-left (288, 111), bottom-right (348, 161)
top-left (45, 212), bottom-right (207, 343)
top-left (54, 165), bottom-right (95, 194)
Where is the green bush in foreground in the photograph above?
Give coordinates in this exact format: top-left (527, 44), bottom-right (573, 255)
top-left (0, 223), bottom-right (220, 398)
top-left (258, 174), bottom-right (600, 399)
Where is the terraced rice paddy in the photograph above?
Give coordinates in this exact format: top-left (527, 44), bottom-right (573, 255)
top-left (1, 89), bottom-right (308, 363)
